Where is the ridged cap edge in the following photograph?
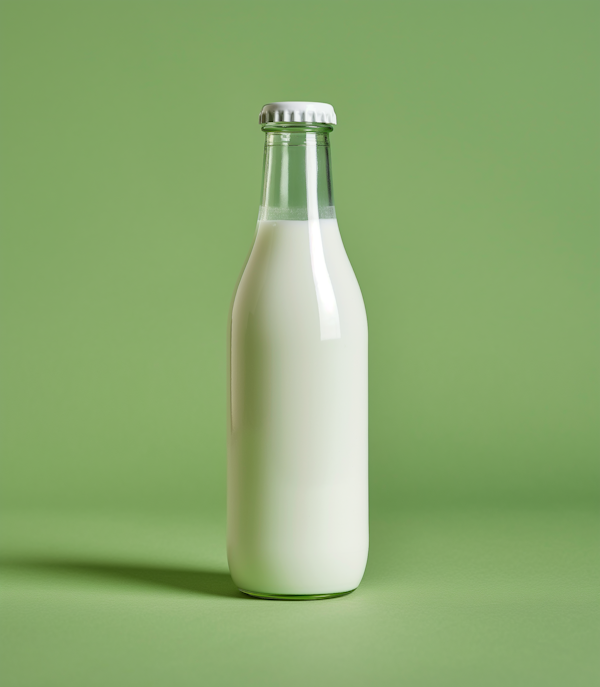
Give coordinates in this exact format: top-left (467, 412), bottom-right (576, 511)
top-left (259, 101), bottom-right (337, 125)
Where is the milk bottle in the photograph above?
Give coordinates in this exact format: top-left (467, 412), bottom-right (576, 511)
top-left (227, 102), bottom-right (368, 599)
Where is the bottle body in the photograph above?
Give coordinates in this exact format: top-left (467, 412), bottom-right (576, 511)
top-left (227, 115), bottom-right (368, 598)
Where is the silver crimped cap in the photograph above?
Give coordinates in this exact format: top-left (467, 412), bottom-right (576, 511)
top-left (259, 101), bottom-right (337, 125)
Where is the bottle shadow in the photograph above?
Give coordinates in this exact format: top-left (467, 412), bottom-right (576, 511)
top-left (1, 558), bottom-right (247, 599)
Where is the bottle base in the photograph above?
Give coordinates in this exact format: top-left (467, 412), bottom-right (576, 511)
top-left (239, 587), bottom-right (356, 601)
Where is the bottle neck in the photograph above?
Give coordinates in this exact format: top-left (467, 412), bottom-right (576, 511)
top-left (259, 123), bottom-right (335, 221)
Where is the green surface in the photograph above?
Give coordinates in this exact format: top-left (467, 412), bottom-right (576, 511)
top-left (0, 1), bottom-right (598, 686)
top-left (2, 507), bottom-right (598, 686)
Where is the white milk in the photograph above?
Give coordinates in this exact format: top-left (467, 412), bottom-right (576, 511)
top-left (227, 218), bottom-right (368, 596)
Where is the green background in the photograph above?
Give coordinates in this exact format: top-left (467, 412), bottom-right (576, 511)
top-left (1, 1), bottom-right (598, 685)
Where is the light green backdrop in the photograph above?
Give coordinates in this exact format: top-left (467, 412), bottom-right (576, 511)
top-left (1, 0), bottom-right (598, 513)
top-left (1, 2), bottom-right (598, 686)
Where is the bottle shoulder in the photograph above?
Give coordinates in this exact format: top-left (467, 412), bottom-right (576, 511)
top-left (231, 219), bottom-right (367, 339)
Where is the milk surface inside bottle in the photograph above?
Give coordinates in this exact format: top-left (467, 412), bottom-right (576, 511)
top-left (228, 102), bottom-right (368, 599)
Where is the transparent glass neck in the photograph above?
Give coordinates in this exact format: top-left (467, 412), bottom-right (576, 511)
top-left (259, 123), bottom-right (335, 221)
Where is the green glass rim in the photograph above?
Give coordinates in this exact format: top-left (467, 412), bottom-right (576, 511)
top-left (239, 588), bottom-right (355, 601)
top-left (261, 122), bottom-right (334, 134)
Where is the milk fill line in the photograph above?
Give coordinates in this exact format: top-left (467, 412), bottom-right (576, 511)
top-left (305, 137), bottom-right (341, 341)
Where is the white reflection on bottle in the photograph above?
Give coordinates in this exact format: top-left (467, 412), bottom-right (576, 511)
top-left (305, 136), bottom-right (341, 341)
top-left (280, 143), bottom-right (289, 207)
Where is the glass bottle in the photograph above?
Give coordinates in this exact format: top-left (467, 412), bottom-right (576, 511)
top-left (227, 102), bottom-right (368, 599)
